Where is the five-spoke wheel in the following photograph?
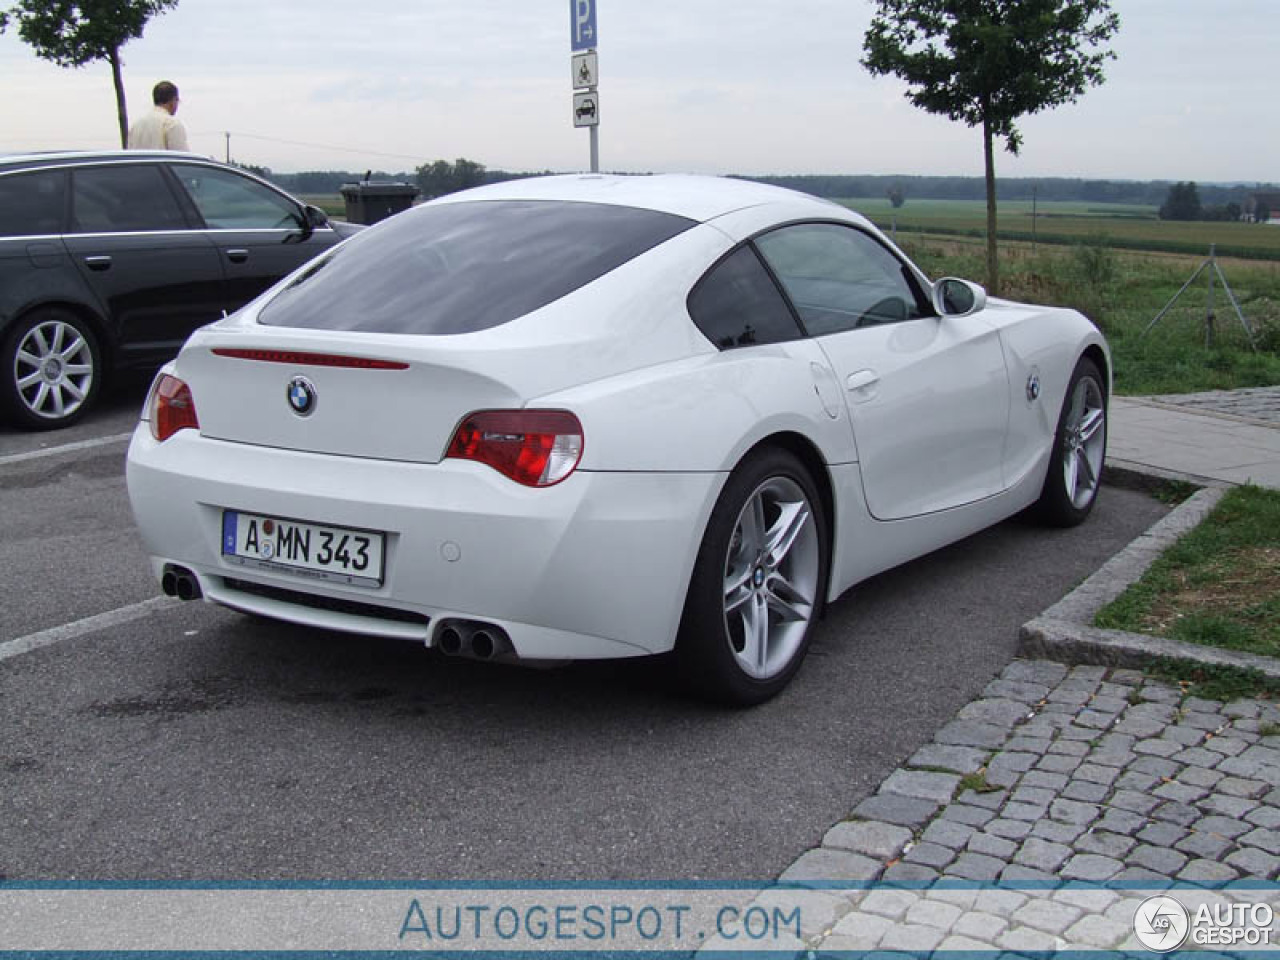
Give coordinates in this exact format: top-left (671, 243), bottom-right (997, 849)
top-left (1037, 356), bottom-right (1107, 526)
top-left (677, 448), bottom-right (828, 704)
top-left (722, 475), bottom-right (821, 681)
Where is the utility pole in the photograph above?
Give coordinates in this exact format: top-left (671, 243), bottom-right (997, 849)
top-left (224, 132), bottom-right (230, 164)
top-left (1032, 186), bottom-right (1038, 254)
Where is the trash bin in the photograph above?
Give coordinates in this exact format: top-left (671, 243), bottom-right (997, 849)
top-left (339, 181), bottom-right (420, 225)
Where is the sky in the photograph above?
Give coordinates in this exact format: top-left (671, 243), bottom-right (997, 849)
top-left (0, 1), bottom-right (1274, 182)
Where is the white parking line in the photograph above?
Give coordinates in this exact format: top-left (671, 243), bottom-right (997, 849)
top-left (0, 596), bottom-right (175, 663)
top-left (0, 432), bottom-right (133, 466)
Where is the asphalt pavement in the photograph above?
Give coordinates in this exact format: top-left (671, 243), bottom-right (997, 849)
top-left (0, 381), bottom-right (1170, 882)
top-left (2, 385), bottom-right (1277, 905)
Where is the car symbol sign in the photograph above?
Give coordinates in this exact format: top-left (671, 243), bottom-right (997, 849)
top-left (287, 376), bottom-right (317, 417)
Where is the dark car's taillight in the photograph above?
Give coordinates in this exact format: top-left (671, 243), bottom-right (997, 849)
top-left (148, 374), bottom-right (199, 442)
top-left (446, 410), bottom-right (583, 487)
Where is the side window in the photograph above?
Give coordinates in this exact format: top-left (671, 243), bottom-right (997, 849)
top-left (172, 165), bottom-right (300, 229)
top-left (754, 223), bottom-right (927, 336)
top-left (687, 245), bottom-right (803, 350)
top-left (0, 170), bottom-right (66, 237)
top-left (70, 165), bottom-right (188, 233)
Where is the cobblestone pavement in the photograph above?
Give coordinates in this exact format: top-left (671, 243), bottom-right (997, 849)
top-left (1145, 386), bottom-right (1280, 426)
top-left (776, 659), bottom-right (1280, 953)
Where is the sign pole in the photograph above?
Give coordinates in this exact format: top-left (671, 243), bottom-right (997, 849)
top-left (570, 1), bottom-right (600, 173)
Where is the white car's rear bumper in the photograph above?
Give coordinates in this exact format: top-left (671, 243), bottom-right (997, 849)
top-left (126, 426), bottom-right (724, 660)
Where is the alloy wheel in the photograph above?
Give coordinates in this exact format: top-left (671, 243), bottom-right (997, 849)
top-left (722, 476), bottom-right (820, 680)
top-left (13, 318), bottom-right (95, 422)
top-left (1062, 375), bottom-right (1106, 510)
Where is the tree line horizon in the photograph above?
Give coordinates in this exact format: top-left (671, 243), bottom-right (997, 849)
top-left (251, 163), bottom-right (1278, 212)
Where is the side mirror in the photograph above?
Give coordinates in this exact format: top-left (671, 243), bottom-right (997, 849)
top-left (932, 278), bottom-right (987, 317)
top-left (285, 204), bottom-right (328, 243)
top-left (304, 204), bottom-right (329, 230)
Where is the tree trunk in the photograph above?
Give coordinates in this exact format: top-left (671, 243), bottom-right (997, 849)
top-left (109, 46), bottom-right (128, 148)
top-left (982, 111), bottom-right (999, 296)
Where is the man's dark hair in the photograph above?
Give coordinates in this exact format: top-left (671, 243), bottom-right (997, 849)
top-left (152, 81), bottom-right (179, 106)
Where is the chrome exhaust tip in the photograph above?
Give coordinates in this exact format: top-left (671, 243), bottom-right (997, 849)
top-left (162, 564), bottom-right (202, 601)
top-left (433, 620), bottom-right (513, 661)
top-left (437, 626), bottom-right (463, 656)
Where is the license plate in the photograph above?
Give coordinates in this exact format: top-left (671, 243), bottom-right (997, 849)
top-left (221, 510), bottom-right (384, 588)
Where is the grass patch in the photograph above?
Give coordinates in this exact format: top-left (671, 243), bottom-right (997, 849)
top-left (956, 771), bottom-right (999, 795)
top-left (1146, 659), bottom-right (1280, 703)
top-left (893, 234), bottom-right (1280, 395)
top-left (1096, 486), bottom-right (1280, 657)
top-left (1151, 480), bottom-right (1201, 506)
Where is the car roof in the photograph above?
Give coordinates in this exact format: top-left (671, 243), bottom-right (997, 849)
top-left (432, 173), bottom-right (847, 224)
top-left (0, 150), bottom-right (216, 172)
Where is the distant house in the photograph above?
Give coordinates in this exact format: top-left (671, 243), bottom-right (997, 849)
top-left (1244, 192), bottom-right (1280, 223)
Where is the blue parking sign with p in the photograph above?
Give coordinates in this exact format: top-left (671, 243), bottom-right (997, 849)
top-left (571, 0), bottom-right (597, 51)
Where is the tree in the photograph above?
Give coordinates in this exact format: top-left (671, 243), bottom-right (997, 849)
top-left (862, 0), bottom-right (1119, 294)
top-left (0, 0), bottom-right (179, 148)
top-left (1158, 181), bottom-right (1201, 221)
top-left (414, 157), bottom-right (488, 199)
top-left (232, 161), bottom-right (272, 180)
top-left (1256, 202), bottom-right (1272, 225)
top-left (886, 184), bottom-right (906, 208)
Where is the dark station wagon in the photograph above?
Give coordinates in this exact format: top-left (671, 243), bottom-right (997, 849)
top-left (0, 151), bottom-right (362, 429)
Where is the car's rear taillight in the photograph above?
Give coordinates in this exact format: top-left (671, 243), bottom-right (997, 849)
top-left (148, 374), bottom-right (199, 442)
top-left (446, 410), bottom-right (583, 487)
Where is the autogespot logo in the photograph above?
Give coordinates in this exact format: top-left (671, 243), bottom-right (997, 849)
top-left (1134, 895), bottom-right (1190, 952)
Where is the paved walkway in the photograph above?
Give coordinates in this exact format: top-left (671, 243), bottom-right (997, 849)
top-left (791, 659), bottom-right (1280, 952)
top-left (1110, 386), bottom-right (1280, 488)
top-left (748, 386), bottom-right (1280, 954)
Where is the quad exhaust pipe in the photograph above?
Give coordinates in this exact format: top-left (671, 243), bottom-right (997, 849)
top-left (434, 620), bottom-right (513, 661)
top-left (161, 564), bottom-right (203, 602)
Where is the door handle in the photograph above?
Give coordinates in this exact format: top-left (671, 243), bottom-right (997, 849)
top-left (846, 370), bottom-right (880, 392)
top-left (83, 255), bottom-right (112, 271)
top-left (225, 248), bottom-right (249, 263)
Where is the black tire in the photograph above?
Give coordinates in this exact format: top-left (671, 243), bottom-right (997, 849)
top-left (1036, 356), bottom-right (1107, 527)
top-left (1, 307), bottom-right (102, 430)
top-left (675, 448), bottom-right (829, 706)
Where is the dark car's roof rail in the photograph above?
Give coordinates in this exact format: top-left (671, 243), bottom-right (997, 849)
top-left (0, 149), bottom-right (213, 168)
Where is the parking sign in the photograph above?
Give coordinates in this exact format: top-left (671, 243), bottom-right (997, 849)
top-left (571, 0), bottom-right (597, 51)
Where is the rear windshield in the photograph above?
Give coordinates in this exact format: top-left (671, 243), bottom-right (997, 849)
top-left (258, 199), bottom-right (696, 335)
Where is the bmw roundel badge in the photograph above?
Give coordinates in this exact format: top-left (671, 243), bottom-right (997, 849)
top-left (287, 376), bottom-right (317, 417)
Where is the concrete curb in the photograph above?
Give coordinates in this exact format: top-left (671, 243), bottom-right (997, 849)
top-left (1017, 466), bottom-right (1278, 678)
top-left (1019, 616), bottom-right (1280, 680)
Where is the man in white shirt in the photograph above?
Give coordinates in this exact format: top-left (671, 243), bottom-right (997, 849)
top-left (127, 81), bottom-right (189, 151)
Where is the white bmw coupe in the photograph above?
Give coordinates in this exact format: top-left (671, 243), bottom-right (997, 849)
top-left (127, 174), bottom-right (1108, 704)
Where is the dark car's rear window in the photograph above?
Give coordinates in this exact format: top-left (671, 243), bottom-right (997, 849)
top-left (258, 199), bottom-right (696, 335)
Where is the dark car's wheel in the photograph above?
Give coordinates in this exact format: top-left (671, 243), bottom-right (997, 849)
top-left (1, 308), bottom-right (102, 430)
top-left (676, 448), bottom-right (828, 705)
top-left (1036, 356), bottom-right (1107, 527)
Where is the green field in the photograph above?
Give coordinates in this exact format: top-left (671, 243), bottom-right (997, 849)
top-left (842, 198), bottom-right (1280, 261)
top-left (894, 232), bottom-right (1280, 394)
top-left (301, 194), bottom-right (347, 218)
